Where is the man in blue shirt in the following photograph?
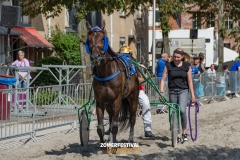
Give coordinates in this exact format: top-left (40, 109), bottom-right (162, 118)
top-left (229, 61), bottom-right (240, 97)
top-left (156, 53), bottom-right (168, 82)
top-left (230, 61), bottom-right (240, 72)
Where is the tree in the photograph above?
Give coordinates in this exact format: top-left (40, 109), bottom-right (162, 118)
top-left (186, 0), bottom-right (240, 71)
top-left (49, 25), bottom-right (81, 65)
top-left (19, 0), bottom-right (150, 83)
top-left (156, 0), bottom-right (186, 55)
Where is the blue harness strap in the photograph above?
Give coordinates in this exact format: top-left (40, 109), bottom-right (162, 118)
top-left (94, 70), bottom-right (121, 82)
top-left (93, 54), bottom-right (136, 82)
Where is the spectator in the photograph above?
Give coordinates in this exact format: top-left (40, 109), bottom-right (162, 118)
top-left (199, 52), bottom-right (205, 65)
top-left (229, 60), bottom-right (240, 97)
top-left (191, 60), bottom-right (202, 97)
top-left (12, 50), bottom-right (31, 89)
top-left (182, 51), bottom-right (191, 63)
top-left (193, 56), bottom-right (206, 74)
top-left (159, 48), bottom-right (196, 143)
top-left (205, 64), bottom-right (216, 96)
top-left (168, 56), bottom-right (173, 62)
top-left (191, 60), bottom-right (200, 81)
top-left (156, 53), bottom-right (168, 82)
top-left (223, 65), bottom-right (230, 93)
top-left (235, 52), bottom-right (240, 61)
top-left (206, 64), bottom-right (216, 81)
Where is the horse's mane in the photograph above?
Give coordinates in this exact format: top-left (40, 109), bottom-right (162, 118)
top-left (107, 45), bottom-right (118, 57)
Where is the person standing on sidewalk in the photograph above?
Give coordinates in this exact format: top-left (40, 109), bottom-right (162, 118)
top-left (159, 48), bottom-right (196, 143)
top-left (156, 53), bottom-right (169, 82)
top-left (12, 50), bottom-right (31, 89)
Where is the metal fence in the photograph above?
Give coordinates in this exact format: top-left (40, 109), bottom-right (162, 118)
top-left (0, 83), bottom-right (92, 141)
top-left (144, 71), bottom-right (240, 106)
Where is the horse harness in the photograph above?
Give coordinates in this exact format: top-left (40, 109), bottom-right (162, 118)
top-left (93, 54), bottom-right (136, 97)
top-left (86, 26), bottom-right (136, 96)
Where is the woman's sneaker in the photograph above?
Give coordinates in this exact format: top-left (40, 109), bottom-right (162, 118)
top-left (177, 137), bottom-right (181, 143)
top-left (182, 133), bottom-right (188, 141)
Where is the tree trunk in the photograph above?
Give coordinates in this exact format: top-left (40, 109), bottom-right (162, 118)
top-left (78, 19), bottom-right (92, 83)
top-left (163, 32), bottom-right (170, 56)
top-left (218, 0), bottom-right (224, 72)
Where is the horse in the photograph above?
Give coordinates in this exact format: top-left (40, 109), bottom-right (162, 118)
top-left (85, 21), bottom-right (139, 144)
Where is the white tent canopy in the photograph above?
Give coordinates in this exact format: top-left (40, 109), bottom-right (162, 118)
top-left (224, 47), bottom-right (238, 62)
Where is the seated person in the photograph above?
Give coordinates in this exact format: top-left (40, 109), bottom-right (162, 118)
top-left (12, 50), bottom-right (31, 89)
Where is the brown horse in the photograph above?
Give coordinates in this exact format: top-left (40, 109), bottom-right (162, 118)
top-left (86, 22), bottom-right (139, 143)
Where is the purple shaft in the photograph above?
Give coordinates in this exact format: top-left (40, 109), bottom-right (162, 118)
top-left (188, 101), bottom-right (199, 141)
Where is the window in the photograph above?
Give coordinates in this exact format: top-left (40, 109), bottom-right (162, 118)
top-left (225, 16), bottom-right (233, 29)
top-left (12, 0), bottom-right (20, 5)
top-left (224, 43), bottom-right (230, 49)
top-left (192, 13), bottom-right (201, 29)
top-left (119, 37), bottom-right (125, 48)
top-left (137, 5), bottom-right (142, 19)
top-left (65, 9), bottom-right (70, 27)
top-left (155, 9), bottom-right (160, 26)
top-left (12, 0), bottom-right (30, 25)
top-left (86, 11), bottom-right (102, 27)
top-left (137, 39), bottom-right (141, 62)
top-left (207, 13), bottom-right (215, 28)
top-left (119, 8), bottom-right (126, 17)
top-left (68, 5), bottom-right (78, 31)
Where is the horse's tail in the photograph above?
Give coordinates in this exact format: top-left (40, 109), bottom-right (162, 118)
top-left (118, 98), bottom-right (130, 132)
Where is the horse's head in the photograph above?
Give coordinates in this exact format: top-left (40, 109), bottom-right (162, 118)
top-left (86, 21), bottom-right (109, 65)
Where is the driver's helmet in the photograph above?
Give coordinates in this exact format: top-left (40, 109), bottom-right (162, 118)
top-left (119, 46), bottom-right (132, 54)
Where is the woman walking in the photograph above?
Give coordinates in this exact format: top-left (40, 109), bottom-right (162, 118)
top-left (159, 48), bottom-right (196, 143)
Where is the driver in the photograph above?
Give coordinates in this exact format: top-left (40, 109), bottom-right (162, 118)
top-left (119, 45), bottom-right (155, 137)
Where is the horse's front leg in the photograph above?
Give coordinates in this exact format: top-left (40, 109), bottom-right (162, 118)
top-left (96, 102), bottom-right (105, 143)
top-left (105, 105), bottom-right (113, 142)
top-left (111, 99), bottom-right (122, 143)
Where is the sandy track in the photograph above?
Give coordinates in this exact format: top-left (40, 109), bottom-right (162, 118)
top-left (0, 98), bottom-right (240, 160)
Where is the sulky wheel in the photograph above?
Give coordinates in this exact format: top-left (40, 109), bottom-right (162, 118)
top-left (79, 109), bottom-right (89, 146)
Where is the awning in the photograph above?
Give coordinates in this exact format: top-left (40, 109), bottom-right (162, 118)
top-left (0, 26), bottom-right (21, 36)
top-left (12, 27), bottom-right (53, 48)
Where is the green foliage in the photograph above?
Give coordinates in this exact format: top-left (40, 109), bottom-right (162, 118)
top-left (49, 25), bottom-right (81, 65)
top-left (157, 0), bottom-right (186, 32)
top-left (32, 56), bottom-right (65, 86)
top-left (31, 89), bottom-right (59, 106)
top-left (229, 26), bottom-right (240, 52)
top-left (20, 0), bottom-right (150, 19)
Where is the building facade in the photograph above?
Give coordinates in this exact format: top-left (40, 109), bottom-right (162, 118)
top-left (0, 0), bottom-right (53, 66)
top-left (101, 6), bottom-right (149, 64)
top-left (181, 11), bottom-right (238, 51)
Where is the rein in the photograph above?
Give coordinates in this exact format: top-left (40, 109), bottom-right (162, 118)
top-left (188, 101), bottom-right (199, 141)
